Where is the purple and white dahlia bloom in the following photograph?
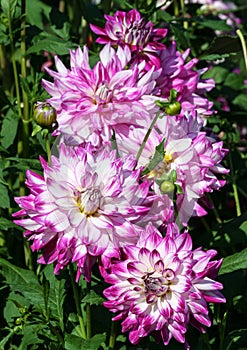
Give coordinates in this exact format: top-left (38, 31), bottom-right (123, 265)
top-left (102, 223), bottom-right (225, 347)
top-left (117, 113), bottom-right (229, 225)
top-left (90, 9), bottom-right (168, 69)
top-left (42, 44), bottom-right (160, 146)
top-left (156, 41), bottom-right (215, 119)
top-left (13, 144), bottom-right (150, 281)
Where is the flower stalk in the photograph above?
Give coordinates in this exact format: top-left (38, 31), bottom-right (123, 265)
top-left (136, 110), bottom-right (162, 161)
top-left (108, 320), bottom-right (117, 350)
top-left (20, 0), bottom-right (30, 159)
top-left (86, 282), bottom-right (92, 339)
top-left (236, 29), bottom-right (247, 72)
top-left (228, 146), bottom-right (241, 217)
top-left (69, 264), bottom-right (87, 339)
top-left (9, 21), bottom-right (21, 118)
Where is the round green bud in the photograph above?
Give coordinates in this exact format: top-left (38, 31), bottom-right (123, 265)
top-left (33, 102), bottom-right (57, 128)
top-left (160, 180), bottom-right (175, 194)
top-left (15, 317), bottom-right (22, 325)
top-left (165, 101), bottom-right (181, 116)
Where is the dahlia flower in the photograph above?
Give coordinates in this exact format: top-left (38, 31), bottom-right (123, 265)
top-left (116, 113), bottom-right (229, 225)
top-left (102, 223), bottom-right (225, 347)
top-left (90, 9), bottom-right (168, 69)
top-left (156, 41), bottom-right (215, 119)
top-left (42, 44), bottom-right (160, 146)
top-left (13, 144), bottom-right (150, 281)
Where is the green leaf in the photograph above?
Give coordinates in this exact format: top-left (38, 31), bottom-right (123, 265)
top-left (4, 291), bottom-right (30, 326)
top-left (0, 329), bottom-right (15, 349)
top-left (1, 0), bottom-right (18, 20)
top-left (157, 9), bottom-right (173, 22)
top-left (0, 159), bottom-right (8, 186)
top-left (224, 73), bottom-right (245, 91)
top-left (43, 265), bottom-right (66, 329)
top-left (233, 94), bottom-right (247, 111)
top-left (0, 86), bottom-right (11, 110)
top-left (81, 290), bottom-right (105, 306)
top-left (0, 183), bottom-right (10, 208)
top-left (202, 66), bottom-right (229, 84)
top-left (19, 75), bottom-right (32, 99)
top-left (0, 109), bottom-right (19, 149)
top-left (0, 217), bottom-right (21, 230)
top-left (26, 35), bottom-right (76, 56)
top-left (26, 0), bottom-right (51, 29)
top-left (6, 157), bottom-right (42, 172)
top-left (196, 17), bottom-right (232, 31)
top-left (201, 35), bottom-right (241, 59)
top-left (170, 23), bottom-right (190, 50)
top-left (64, 333), bottom-right (106, 350)
top-left (200, 53), bottom-right (236, 61)
top-left (223, 329), bottom-right (247, 350)
top-left (219, 248), bottom-right (247, 275)
top-left (18, 325), bottom-right (43, 349)
top-left (142, 138), bottom-right (165, 176)
top-left (0, 258), bottom-right (44, 309)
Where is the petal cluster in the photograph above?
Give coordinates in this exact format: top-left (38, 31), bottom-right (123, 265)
top-left (42, 44), bottom-right (160, 146)
top-left (13, 144), bottom-right (150, 281)
top-left (156, 41), bottom-right (215, 118)
top-left (90, 9), bottom-right (168, 69)
top-left (117, 113), bottom-right (229, 225)
top-left (102, 223), bottom-right (225, 346)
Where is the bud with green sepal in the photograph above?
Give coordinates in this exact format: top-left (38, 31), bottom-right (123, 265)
top-left (33, 102), bottom-right (57, 129)
top-left (155, 89), bottom-right (181, 116)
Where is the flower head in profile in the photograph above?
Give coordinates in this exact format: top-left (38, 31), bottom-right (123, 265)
top-left (13, 144), bottom-right (150, 281)
top-left (90, 9), bottom-right (168, 69)
top-left (156, 41), bottom-right (215, 119)
top-left (42, 44), bottom-right (160, 146)
top-left (102, 223), bottom-right (225, 347)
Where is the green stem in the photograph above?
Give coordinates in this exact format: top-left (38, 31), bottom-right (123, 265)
top-left (236, 29), bottom-right (247, 72)
top-left (202, 331), bottom-right (212, 350)
top-left (218, 311), bottom-right (228, 350)
top-left (174, 0), bottom-right (179, 17)
top-left (48, 321), bottom-right (64, 346)
top-left (180, 0), bottom-right (188, 29)
top-left (45, 133), bottom-right (51, 164)
top-left (232, 182), bottom-right (241, 216)
top-left (86, 282), bottom-right (92, 338)
top-left (228, 147), bottom-right (241, 217)
top-left (109, 320), bottom-right (117, 350)
top-left (136, 111), bottom-right (162, 162)
top-left (9, 17), bottom-right (21, 118)
top-left (69, 264), bottom-right (87, 339)
top-left (207, 194), bottom-right (222, 224)
top-left (20, 0), bottom-right (30, 159)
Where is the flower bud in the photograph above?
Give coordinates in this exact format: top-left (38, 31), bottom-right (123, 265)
top-left (15, 317), bottom-right (22, 325)
top-left (33, 102), bottom-right (57, 128)
top-left (165, 101), bottom-right (181, 116)
top-left (160, 180), bottom-right (175, 194)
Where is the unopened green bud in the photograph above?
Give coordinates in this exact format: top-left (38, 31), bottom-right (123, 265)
top-left (33, 102), bottom-right (57, 128)
top-left (160, 180), bottom-right (175, 194)
top-left (165, 101), bottom-right (181, 116)
top-left (15, 317), bottom-right (22, 325)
